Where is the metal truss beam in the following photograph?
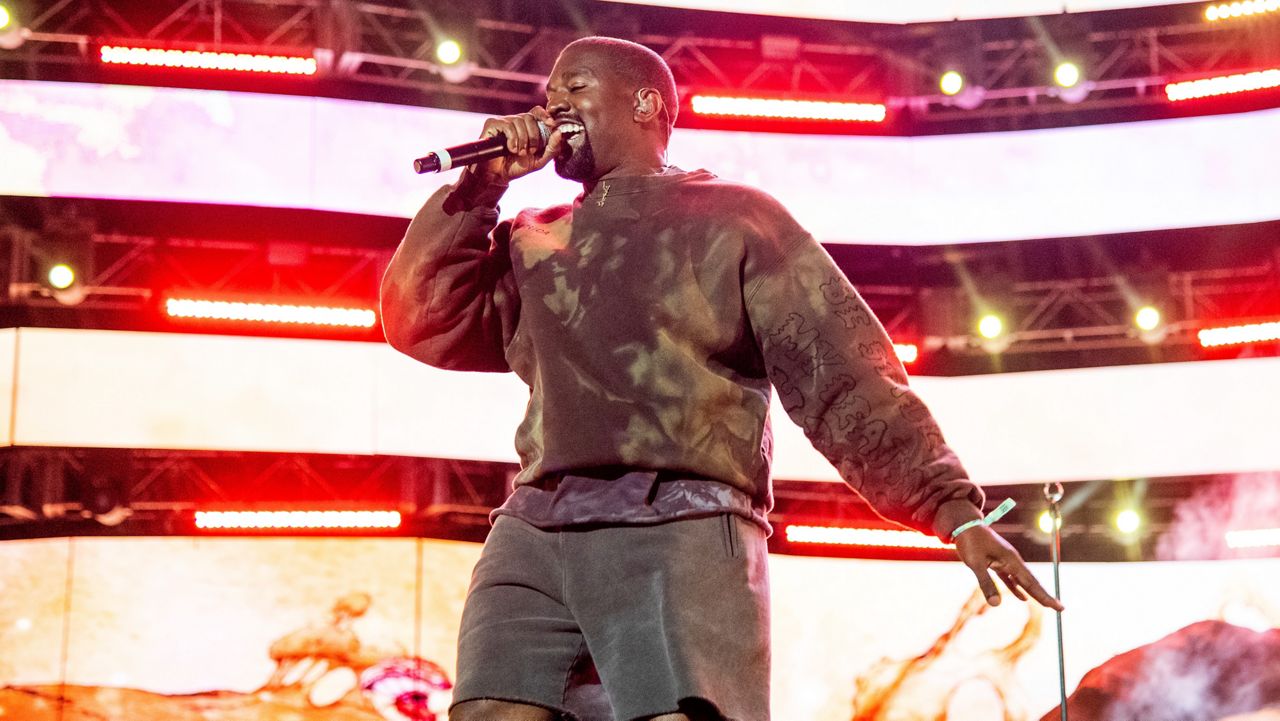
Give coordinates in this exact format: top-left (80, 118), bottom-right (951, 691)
top-left (3, 1), bottom-right (1277, 128)
top-left (3, 213), bottom-right (1275, 356)
top-left (0, 446), bottom-right (512, 529)
top-left (3, 223), bottom-right (393, 312)
top-left (4, 446), bottom-right (1256, 562)
top-left (847, 254), bottom-right (1279, 358)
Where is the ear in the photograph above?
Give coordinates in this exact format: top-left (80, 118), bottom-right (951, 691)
top-left (634, 88), bottom-right (664, 123)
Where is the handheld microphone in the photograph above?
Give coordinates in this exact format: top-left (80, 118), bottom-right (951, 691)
top-left (413, 123), bottom-right (552, 174)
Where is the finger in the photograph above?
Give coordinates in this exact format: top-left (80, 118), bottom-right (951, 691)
top-left (518, 114), bottom-right (542, 153)
top-left (969, 565), bottom-right (1001, 606)
top-left (997, 571), bottom-right (1028, 601)
top-left (480, 118), bottom-right (503, 142)
top-left (529, 106), bottom-right (552, 123)
top-left (538, 128), bottom-right (565, 165)
top-left (504, 116), bottom-right (527, 154)
top-left (485, 118), bottom-right (514, 153)
top-left (1017, 571), bottom-right (1065, 612)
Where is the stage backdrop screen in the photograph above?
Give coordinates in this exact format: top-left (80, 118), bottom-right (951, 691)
top-left (0, 535), bottom-right (1277, 721)
top-left (2, 78), bottom-right (1277, 245)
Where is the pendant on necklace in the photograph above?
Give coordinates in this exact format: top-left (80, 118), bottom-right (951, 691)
top-left (597, 182), bottom-right (611, 207)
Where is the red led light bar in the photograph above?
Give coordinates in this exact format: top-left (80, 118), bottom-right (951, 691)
top-left (1166, 68), bottom-right (1280, 101)
top-left (690, 95), bottom-right (887, 123)
top-left (784, 524), bottom-right (953, 549)
top-left (1225, 527), bottom-right (1280, 549)
top-left (165, 298), bottom-right (377, 329)
top-left (1205, 0), bottom-right (1280, 21)
top-left (100, 45), bottom-right (318, 76)
top-left (195, 510), bottom-right (402, 530)
top-left (1197, 320), bottom-right (1280, 348)
top-left (893, 343), bottom-right (919, 364)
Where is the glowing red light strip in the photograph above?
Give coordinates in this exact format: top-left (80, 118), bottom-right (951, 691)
top-left (1225, 527), bottom-right (1280, 549)
top-left (893, 343), bottom-right (919, 364)
top-left (690, 95), bottom-right (887, 123)
top-left (1166, 68), bottom-right (1280, 101)
top-left (195, 510), bottom-right (402, 530)
top-left (166, 298), bottom-right (377, 328)
top-left (100, 45), bottom-right (318, 76)
top-left (1205, 0), bottom-right (1280, 21)
top-left (1197, 320), bottom-right (1280, 348)
top-left (784, 524), bottom-right (953, 549)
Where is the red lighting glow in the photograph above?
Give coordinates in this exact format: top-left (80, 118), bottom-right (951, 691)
top-left (893, 343), bottom-right (919, 364)
top-left (100, 45), bottom-right (318, 75)
top-left (1205, 0), bottom-right (1280, 21)
top-left (1166, 68), bottom-right (1280, 101)
top-left (1225, 527), bottom-right (1280, 549)
top-left (194, 510), bottom-right (402, 530)
top-left (690, 95), bottom-right (887, 123)
top-left (166, 298), bottom-right (377, 328)
top-left (784, 524), bottom-right (953, 549)
top-left (1197, 320), bottom-right (1280, 348)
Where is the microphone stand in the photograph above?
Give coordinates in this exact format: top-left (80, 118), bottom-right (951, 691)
top-left (1044, 481), bottom-right (1069, 721)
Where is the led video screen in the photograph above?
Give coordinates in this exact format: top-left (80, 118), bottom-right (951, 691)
top-left (2, 78), bottom-right (1277, 245)
top-left (0, 535), bottom-right (1276, 720)
top-left (7, 328), bottom-right (1280, 485)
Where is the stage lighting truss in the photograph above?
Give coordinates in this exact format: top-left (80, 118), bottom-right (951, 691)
top-left (9, 0), bottom-right (1280, 128)
top-left (689, 95), bottom-right (887, 123)
top-left (100, 45), bottom-right (317, 75)
top-left (1166, 67), bottom-right (1280, 100)
top-left (195, 510), bottom-right (402, 530)
top-left (784, 524), bottom-right (953, 550)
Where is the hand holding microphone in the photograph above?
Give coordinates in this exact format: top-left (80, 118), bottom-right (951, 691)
top-left (414, 107), bottom-right (565, 184)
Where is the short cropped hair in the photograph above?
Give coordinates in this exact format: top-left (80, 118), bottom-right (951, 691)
top-left (563, 36), bottom-right (679, 135)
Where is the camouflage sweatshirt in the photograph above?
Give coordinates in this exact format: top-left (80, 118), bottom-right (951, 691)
top-left (380, 167), bottom-right (983, 535)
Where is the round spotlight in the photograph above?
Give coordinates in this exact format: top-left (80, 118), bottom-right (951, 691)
top-left (1115, 508), bottom-right (1142, 535)
top-left (977, 314), bottom-right (1005, 340)
top-left (1054, 61), bottom-right (1082, 88)
top-left (1135, 306), bottom-right (1162, 332)
top-left (435, 39), bottom-right (462, 66)
top-left (1038, 510), bottom-right (1062, 534)
top-left (940, 70), bottom-right (965, 96)
top-left (48, 264), bottom-right (76, 290)
top-left (0, 5), bottom-right (11, 31)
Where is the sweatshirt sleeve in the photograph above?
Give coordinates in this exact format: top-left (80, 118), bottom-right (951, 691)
top-left (379, 170), bottom-right (520, 373)
top-left (745, 230), bottom-right (984, 535)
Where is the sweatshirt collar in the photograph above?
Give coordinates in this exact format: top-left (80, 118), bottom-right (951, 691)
top-left (579, 166), bottom-right (701, 205)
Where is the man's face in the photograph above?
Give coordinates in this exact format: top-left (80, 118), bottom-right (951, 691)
top-left (544, 47), bottom-right (634, 182)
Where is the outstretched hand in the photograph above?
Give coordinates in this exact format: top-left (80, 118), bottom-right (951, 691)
top-left (955, 526), bottom-right (1065, 612)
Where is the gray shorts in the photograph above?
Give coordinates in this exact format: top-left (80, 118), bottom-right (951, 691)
top-left (452, 513), bottom-right (771, 721)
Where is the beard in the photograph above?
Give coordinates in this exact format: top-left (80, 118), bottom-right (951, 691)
top-left (554, 133), bottom-right (597, 182)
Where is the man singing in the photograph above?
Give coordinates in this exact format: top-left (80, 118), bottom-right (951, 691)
top-left (381, 36), bottom-right (1063, 721)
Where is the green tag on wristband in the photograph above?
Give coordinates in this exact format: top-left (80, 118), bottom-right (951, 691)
top-left (949, 497), bottom-right (1016, 542)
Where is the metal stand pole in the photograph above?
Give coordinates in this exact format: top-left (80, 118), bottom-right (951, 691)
top-left (1044, 482), bottom-right (1068, 721)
